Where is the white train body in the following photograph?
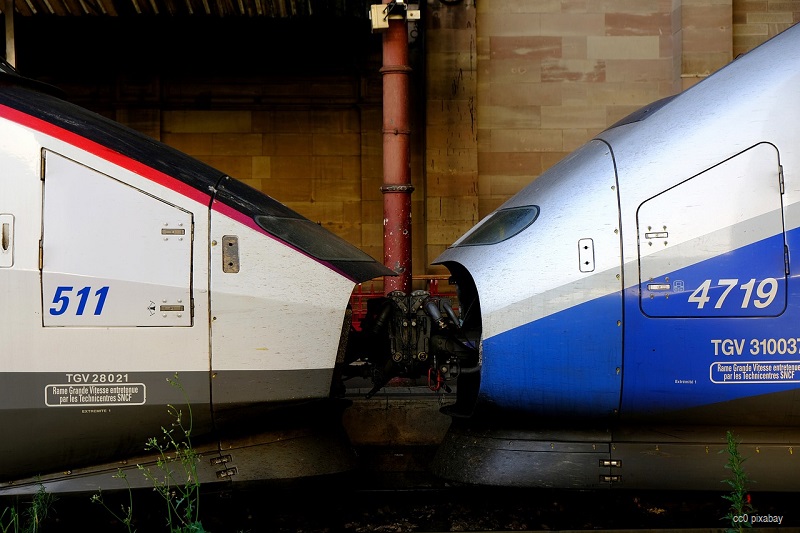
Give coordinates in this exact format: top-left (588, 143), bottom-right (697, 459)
top-left (0, 69), bottom-right (390, 491)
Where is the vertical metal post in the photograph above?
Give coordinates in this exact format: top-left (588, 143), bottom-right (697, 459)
top-left (381, 0), bottom-right (413, 295)
top-left (4, 0), bottom-right (14, 67)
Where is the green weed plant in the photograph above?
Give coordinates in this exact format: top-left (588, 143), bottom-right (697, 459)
top-left (93, 372), bottom-right (205, 533)
top-left (721, 430), bottom-right (754, 533)
top-left (0, 484), bottom-right (54, 533)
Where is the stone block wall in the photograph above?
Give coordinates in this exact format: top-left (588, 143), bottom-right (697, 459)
top-left (733, 0), bottom-right (800, 57)
top-left (68, 1), bottom-right (798, 276)
top-left (159, 103), bottom-right (369, 250)
top-left (424, 0), bottom-right (479, 271)
top-left (476, 0), bottom-right (682, 220)
top-left (473, 0), bottom-right (798, 231)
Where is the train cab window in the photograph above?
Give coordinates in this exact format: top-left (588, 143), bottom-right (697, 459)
top-left (455, 206), bottom-right (539, 247)
top-left (637, 142), bottom-right (786, 318)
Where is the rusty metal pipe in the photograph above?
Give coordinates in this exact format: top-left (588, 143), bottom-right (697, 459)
top-left (381, 2), bottom-right (413, 295)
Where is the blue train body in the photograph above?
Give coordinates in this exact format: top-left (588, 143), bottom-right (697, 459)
top-left (430, 22), bottom-right (800, 489)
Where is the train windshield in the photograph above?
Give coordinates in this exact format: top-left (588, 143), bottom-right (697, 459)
top-left (456, 206), bottom-right (539, 246)
top-left (255, 215), bottom-right (378, 263)
top-left (603, 95), bottom-right (676, 131)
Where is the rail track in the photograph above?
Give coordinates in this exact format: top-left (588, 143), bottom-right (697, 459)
top-left (6, 446), bottom-right (797, 532)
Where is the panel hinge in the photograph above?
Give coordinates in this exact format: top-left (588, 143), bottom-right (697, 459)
top-left (779, 164), bottom-right (785, 194)
top-left (600, 459), bottom-right (622, 468)
top-left (600, 474), bottom-right (622, 483)
top-left (215, 466), bottom-right (238, 480)
top-left (785, 244), bottom-right (791, 276)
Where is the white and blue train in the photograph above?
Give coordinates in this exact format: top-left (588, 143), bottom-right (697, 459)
top-left (428, 22), bottom-right (800, 490)
top-left (4, 18), bottom-right (800, 495)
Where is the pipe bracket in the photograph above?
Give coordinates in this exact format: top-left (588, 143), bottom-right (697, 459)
top-left (381, 184), bottom-right (416, 193)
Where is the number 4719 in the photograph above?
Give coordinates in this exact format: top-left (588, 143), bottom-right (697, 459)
top-left (688, 278), bottom-right (778, 309)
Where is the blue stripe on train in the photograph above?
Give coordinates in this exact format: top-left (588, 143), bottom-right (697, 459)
top-left (479, 291), bottom-right (623, 417)
top-left (478, 231), bottom-right (800, 418)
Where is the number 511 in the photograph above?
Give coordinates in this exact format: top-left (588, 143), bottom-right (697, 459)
top-left (49, 286), bottom-right (110, 316)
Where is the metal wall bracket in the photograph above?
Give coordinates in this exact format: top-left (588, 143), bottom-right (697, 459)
top-left (0, 214), bottom-right (13, 268)
top-left (222, 235), bottom-right (240, 273)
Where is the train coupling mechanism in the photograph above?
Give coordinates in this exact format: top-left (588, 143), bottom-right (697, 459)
top-left (343, 289), bottom-right (478, 398)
